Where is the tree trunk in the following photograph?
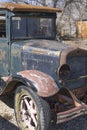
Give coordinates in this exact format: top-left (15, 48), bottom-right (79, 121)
top-left (42, 0), bottom-right (46, 6)
top-left (52, 0), bottom-right (58, 7)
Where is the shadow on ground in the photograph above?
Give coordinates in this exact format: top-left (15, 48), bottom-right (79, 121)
top-left (50, 114), bottom-right (87, 130)
top-left (0, 94), bottom-right (14, 108)
top-left (0, 116), bottom-right (19, 130)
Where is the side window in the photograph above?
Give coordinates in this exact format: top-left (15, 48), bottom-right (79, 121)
top-left (12, 17), bottom-right (26, 38)
top-left (0, 15), bottom-right (6, 38)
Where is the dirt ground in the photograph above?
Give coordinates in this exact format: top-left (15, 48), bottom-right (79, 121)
top-left (0, 39), bottom-right (87, 130)
top-left (0, 94), bottom-right (18, 130)
top-left (64, 38), bottom-right (87, 49)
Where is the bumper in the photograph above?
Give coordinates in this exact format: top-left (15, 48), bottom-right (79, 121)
top-left (57, 104), bottom-right (87, 124)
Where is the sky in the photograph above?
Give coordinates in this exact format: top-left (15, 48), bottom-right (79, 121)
top-left (0, 0), bottom-right (64, 8)
top-left (0, 0), bottom-right (52, 6)
top-left (0, 0), bottom-right (12, 1)
top-left (0, 0), bottom-right (51, 3)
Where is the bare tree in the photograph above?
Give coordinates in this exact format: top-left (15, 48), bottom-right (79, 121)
top-left (41, 0), bottom-right (46, 5)
top-left (12, 0), bottom-right (29, 3)
top-left (56, 0), bottom-right (87, 38)
top-left (12, 0), bottom-right (46, 5)
top-left (52, 0), bottom-right (59, 7)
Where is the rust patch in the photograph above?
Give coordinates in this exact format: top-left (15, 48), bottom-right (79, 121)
top-left (0, 50), bottom-right (5, 60)
top-left (72, 86), bottom-right (87, 98)
top-left (59, 47), bottom-right (87, 66)
top-left (17, 70), bottom-right (59, 97)
top-left (32, 49), bottom-right (48, 55)
top-left (1, 76), bottom-right (9, 82)
top-left (57, 87), bottom-right (81, 107)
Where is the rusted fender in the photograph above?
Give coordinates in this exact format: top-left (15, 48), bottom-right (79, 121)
top-left (17, 70), bottom-right (59, 97)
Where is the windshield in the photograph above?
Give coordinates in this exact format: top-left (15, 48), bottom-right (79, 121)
top-left (11, 16), bottom-right (56, 40)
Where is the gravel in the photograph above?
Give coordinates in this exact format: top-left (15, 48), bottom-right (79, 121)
top-left (0, 94), bottom-right (19, 130)
top-left (0, 94), bottom-right (87, 130)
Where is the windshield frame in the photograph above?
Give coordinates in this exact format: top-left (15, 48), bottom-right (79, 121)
top-left (11, 12), bottom-right (56, 40)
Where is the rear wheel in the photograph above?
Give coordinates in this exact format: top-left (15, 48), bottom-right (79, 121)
top-left (14, 85), bottom-right (50, 130)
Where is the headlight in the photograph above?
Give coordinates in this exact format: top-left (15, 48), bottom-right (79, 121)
top-left (57, 64), bottom-right (71, 80)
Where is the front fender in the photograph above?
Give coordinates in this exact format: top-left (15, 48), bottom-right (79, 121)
top-left (17, 70), bottom-right (59, 97)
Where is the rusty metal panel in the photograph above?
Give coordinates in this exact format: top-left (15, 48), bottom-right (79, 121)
top-left (17, 70), bottom-right (59, 97)
top-left (76, 21), bottom-right (87, 38)
top-left (59, 47), bottom-right (87, 90)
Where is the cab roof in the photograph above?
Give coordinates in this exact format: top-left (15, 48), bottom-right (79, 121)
top-left (0, 2), bottom-right (62, 13)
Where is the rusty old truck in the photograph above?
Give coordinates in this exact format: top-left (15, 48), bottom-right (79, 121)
top-left (0, 2), bottom-right (87, 130)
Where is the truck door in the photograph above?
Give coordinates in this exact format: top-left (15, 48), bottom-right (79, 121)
top-left (0, 13), bottom-right (9, 75)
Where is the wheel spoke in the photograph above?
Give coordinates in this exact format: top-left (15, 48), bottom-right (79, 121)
top-left (20, 96), bottom-right (38, 129)
top-left (20, 99), bottom-right (27, 121)
top-left (29, 100), bottom-right (37, 114)
top-left (24, 116), bottom-right (35, 130)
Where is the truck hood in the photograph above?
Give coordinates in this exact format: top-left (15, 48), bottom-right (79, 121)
top-left (11, 39), bottom-right (72, 81)
top-left (12, 39), bottom-right (71, 56)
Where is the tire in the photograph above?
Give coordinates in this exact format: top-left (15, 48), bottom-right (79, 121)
top-left (14, 85), bottom-right (50, 130)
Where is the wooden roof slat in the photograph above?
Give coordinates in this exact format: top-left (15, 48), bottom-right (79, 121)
top-left (0, 2), bottom-right (62, 13)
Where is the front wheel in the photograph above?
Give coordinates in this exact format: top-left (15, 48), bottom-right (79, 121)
top-left (14, 85), bottom-right (50, 130)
